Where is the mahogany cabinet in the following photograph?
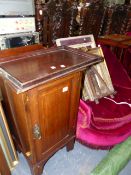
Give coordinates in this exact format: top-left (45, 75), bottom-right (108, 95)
top-left (0, 46), bottom-right (102, 175)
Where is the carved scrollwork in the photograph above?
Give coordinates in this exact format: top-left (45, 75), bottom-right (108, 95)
top-left (79, 1), bottom-right (106, 40)
top-left (34, 0), bottom-right (44, 43)
top-left (102, 4), bottom-right (131, 35)
top-left (37, 0), bottom-right (79, 47)
top-left (125, 5), bottom-right (131, 33)
top-left (34, 0), bottom-right (130, 47)
top-left (68, 0), bottom-right (79, 36)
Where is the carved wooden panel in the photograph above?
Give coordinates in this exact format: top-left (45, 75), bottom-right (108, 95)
top-left (34, 0), bottom-right (130, 46)
top-left (125, 5), bottom-right (131, 33)
top-left (101, 6), bottom-right (114, 36)
top-left (79, 1), bottom-right (106, 41)
top-left (35, 0), bottom-right (44, 43)
top-left (42, 0), bottom-right (78, 47)
top-left (102, 4), bottom-right (131, 35)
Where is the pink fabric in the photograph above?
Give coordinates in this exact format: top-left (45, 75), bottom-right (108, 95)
top-left (102, 45), bottom-right (131, 87)
top-left (126, 32), bottom-right (131, 36)
top-left (123, 32), bottom-right (131, 77)
top-left (78, 96), bottom-right (131, 130)
top-left (78, 99), bottom-right (92, 128)
top-left (87, 87), bottom-right (131, 130)
top-left (123, 48), bottom-right (131, 78)
top-left (76, 100), bottom-right (131, 147)
top-left (76, 45), bottom-right (131, 148)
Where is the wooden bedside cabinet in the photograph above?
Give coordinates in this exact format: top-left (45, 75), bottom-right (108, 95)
top-left (0, 46), bottom-right (102, 175)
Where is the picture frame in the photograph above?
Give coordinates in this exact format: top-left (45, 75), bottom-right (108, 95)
top-left (56, 34), bottom-right (114, 101)
top-left (56, 34), bottom-right (96, 49)
top-left (0, 100), bottom-right (18, 171)
top-left (82, 46), bottom-right (115, 101)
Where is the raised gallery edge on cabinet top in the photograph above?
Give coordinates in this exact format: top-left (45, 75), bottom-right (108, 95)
top-left (0, 46), bottom-right (103, 93)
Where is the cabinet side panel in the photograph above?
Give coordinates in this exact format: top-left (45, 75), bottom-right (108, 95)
top-left (4, 82), bottom-right (31, 154)
top-left (0, 77), bottom-right (20, 144)
top-left (69, 72), bottom-right (82, 136)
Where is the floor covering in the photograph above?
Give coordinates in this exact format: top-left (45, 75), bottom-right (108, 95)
top-left (12, 142), bottom-right (131, 175)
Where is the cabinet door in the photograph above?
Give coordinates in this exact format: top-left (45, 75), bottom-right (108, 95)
top-left (27, 72), bottom-right (82, 162)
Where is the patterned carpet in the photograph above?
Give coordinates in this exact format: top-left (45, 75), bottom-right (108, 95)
top-left (12, 141), bottom-right (131, 175)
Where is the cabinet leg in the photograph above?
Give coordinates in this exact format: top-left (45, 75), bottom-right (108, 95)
top-left (30, 163), bottom-right (45, 175)
top-left (66, 138), bottom-right (75, 152)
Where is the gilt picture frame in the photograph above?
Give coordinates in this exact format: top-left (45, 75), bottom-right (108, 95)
top-left (0, 100), bottom-right (18, 171)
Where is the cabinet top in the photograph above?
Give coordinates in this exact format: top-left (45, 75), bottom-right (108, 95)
top-left (0, 46), bottom-right (102, 93)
